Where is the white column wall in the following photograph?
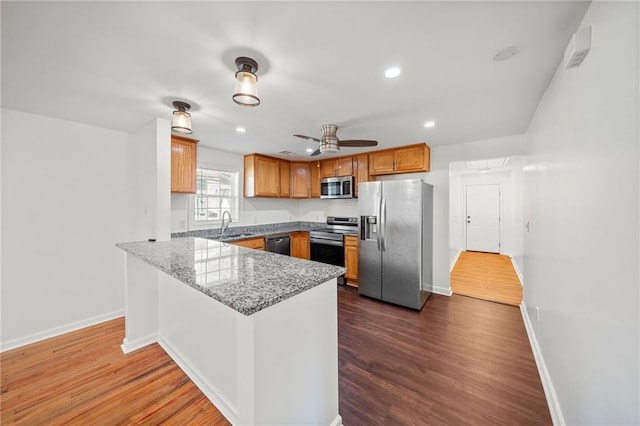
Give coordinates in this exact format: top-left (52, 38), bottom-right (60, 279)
top-left (523, 2), bottom-right (639, 423)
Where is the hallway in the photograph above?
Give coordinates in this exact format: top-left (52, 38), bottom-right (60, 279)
top-left (450, 251), bottom-right (522, 306)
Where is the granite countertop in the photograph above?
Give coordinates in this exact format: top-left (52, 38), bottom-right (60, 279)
top-left (117, 237), bottom-right (346, 316)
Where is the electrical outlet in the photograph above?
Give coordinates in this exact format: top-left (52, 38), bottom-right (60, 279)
top-left (179, 220), bottom-right (186, 230)
top-left (535, 307), bottom-right (540, 322)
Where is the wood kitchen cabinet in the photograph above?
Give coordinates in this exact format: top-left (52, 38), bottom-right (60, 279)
top-left (229, 237), bottom-right (265, 250)
top-left (171, 135), bottom-right (199, 193)
top-left (244, 154), bottom-right (285, 197)
top-left (310, 161), bottom-right (321, 198)
top-left (369, 143), bottom-right (430, 175)
top-left (290, 162), bottom-right (311, 198)
top-left (279, 161), bottom-right (291, 197)
top-left (344, 235), bottom-right (358, 287)
top-left (353, 154), bottom-right (371, 197)
top-left (320, 156), bottom-right (353, 178)
top-left (290, 231), bottom-right (310, 259)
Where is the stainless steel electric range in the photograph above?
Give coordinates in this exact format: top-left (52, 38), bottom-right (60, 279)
top-left (309, 216), bottom-right (358, 285)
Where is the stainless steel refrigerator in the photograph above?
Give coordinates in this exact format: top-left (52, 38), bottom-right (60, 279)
top-left (358, 179), bottom-right (433, 310)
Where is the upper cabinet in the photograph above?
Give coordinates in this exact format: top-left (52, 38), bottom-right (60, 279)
top-left (353, 154), bottom-right (371, 198)
top-left (320, 156), bottom-right (353, 178)
top-left (171, 135), bottom-right (199, 193)
top-left (290, 162), bottom-right (311, 198)
top-left (310, 161), bottom-right (321, 198)
top-left (279, 161), bottom-right (291, 197)
top-left (244, 154), bottom-right (282, 197)
top-left (369, 143), bottom-right (430, 176)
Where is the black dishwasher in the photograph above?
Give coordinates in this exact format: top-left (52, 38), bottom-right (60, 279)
top-left (265, 234), bottom-right (290, 255)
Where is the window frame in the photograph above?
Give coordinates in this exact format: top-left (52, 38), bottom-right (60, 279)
top-left (188, 163), bottom-right (242, 230)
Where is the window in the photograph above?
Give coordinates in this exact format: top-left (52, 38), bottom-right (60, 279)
top-left (194, 168), bottom-right (240, 224)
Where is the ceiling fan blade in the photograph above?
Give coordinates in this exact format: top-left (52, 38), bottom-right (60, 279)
top-left (309, 148), bottom-right (322, 157)
top-left (293, 134), bottom-right (321, 142)
top-left (338, 139), bottom-right (378, 147)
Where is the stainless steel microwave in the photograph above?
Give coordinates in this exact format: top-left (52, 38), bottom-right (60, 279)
top-left (320, 176), bottom-right (355, 199)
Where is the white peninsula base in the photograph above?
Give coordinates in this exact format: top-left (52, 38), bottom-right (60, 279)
top-left (121, 254), bottom-right (342, 426)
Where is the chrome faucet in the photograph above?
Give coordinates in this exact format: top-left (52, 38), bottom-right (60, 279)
top-left (221, 211), bottom-right (232, 236)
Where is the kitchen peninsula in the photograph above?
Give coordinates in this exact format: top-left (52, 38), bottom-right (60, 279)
top-left (116, 237), bottom-right (345, 426)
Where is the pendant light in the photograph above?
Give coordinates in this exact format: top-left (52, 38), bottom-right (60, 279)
top-left (233, 57), bottom-right (260, 107)
top-left (171, 101), bottom-right (192, 134)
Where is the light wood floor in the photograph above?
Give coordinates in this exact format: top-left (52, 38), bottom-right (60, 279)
top-left (450, 250), bottom-right (523, 306)
top-left (0, 317), bottom-right (230, 425)
top-left (2, 287), bottom-right (546, 425)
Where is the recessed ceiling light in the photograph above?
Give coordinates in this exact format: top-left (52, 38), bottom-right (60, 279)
top-left (384, 67), bottom-right (401, 79)
top-left (236, 127), bottom-right (246, 133)
top-left (305, 148), bottom-right (314, 153)
top-left (424, 121), bottom-right (436, 128)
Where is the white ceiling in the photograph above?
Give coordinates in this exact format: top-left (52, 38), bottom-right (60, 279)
top-left (1, 1), bottom-right (589, 160)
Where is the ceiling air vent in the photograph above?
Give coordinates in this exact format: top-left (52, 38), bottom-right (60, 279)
top-left (278, 150), bottom-right (296, 156)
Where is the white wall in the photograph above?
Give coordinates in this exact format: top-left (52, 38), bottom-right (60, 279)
top-left (523, 2), bottom-right (639, 424)
top-left (1, 109), bottom-right (130, 349)
top-left (449, 156), bottom-right (524, 277)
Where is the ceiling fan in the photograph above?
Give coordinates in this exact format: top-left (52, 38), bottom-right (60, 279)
top-left (294, 124), bottom-right (378, 157)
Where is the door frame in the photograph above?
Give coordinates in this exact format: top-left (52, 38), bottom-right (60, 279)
top-left (464, 183), bottom-right (502, 253)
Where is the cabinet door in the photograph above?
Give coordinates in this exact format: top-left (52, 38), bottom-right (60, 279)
top-left (230, 237), bottom-right (265, 250)
top-left (353, 154), bottom-right (370, 198)
top-left (255, 156), bottom-right (280, 197)
top-left (279, 161), bottom-right (291, 197)
top-left (319, 159), bottom-right (337, 178)
top-left (369, 150), bottom-right (395, 175)
top-left (290, 231), bottom-right (310, 259)
top-left (344, 235), bottom-right (358, 286)
top-left (290, 162), bottom-right (311, 198)
top-left (336, 156), bottom-right (353, 177)
top-left (394, 144), bottom-right (429, 173)
top-left (310, 162), bottom-right (321, 198)
top-left (171, 136), bottom-right (198, 193)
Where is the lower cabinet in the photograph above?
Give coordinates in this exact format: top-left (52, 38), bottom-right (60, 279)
top-left (344, 235), bottom-right (358, 287)
top-left (290, 231), bottom-right (310, 259)
top-left (229, 237), bottom-right (265, 250)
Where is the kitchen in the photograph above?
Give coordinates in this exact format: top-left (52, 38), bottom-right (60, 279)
top-left (2, 2), bottom-right (639, 426)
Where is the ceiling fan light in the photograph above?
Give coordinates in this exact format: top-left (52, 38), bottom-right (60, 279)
top-left (233, 57), bottom-right (260, 107)
top-left (320, 136), bottom-right (339, 153)
top-left (171, 101), bottom-right (192, 134)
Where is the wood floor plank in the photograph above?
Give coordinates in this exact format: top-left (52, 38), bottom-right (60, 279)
top-left (338, 286), bottom-right (550, 425)
top-left (451, 251), bottom-right (523, 305)
top-left (2, 287), bottom-right (547, 425)
top-left (0, 317), bottom-right (230, 425)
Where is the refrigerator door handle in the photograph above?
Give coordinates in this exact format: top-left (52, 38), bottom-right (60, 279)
top-left (380, 196), bottom-right (386, 251)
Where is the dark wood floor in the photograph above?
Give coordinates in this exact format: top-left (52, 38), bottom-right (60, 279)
top-left (1, 288), bottom-right (550, 425)
top-left (338, 286), bottom-right (550, 425)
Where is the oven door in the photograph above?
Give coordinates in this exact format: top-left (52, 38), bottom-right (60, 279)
top-left (310, 238), bottom-right (345, 267)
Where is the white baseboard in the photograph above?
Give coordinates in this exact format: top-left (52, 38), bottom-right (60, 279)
top-left (157, 335), bottom-right (238, 425)
top-left (450, 249), bottom-right (463, 272)
top-left (120, 333), bottom-right (157, 354)
top-left (330, 414), bottom-right (343, 426)
top-left (507, 254), bottom-right (524, 286)
top-left (1, 309), bottom-right (124, 352)
top-left (431, 285), bottom-right (452, 296)
top-left (520, 302), bottom-right (564, 426)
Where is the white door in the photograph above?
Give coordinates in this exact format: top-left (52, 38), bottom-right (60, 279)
top-left (466, 184), bottom-right (500, 253)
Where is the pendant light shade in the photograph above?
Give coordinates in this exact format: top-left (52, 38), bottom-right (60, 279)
top-left (171, 101), bottom-right (192, 134)
top-left (233, 57), bottom-right (260, 107)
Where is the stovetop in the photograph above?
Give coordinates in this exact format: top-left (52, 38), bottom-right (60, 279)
top-left (310, 216), bottom-right (359, 237)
